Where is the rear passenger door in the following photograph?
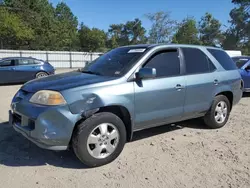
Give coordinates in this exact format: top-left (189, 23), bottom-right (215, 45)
top-left (15, 59), bottom-right (39, 81)
top-left (181, 48), bottom-right (218, 119)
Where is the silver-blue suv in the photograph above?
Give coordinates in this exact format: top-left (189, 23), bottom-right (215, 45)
top-left (9, 44), bottom-right (243, 167)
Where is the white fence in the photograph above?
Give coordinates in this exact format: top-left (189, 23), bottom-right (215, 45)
top-left (0, 49), bottom-right (242, 68)
top-left (0, 50), bottom-right (103, 68)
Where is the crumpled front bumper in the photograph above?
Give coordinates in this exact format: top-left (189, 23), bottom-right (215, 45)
top-left (9, 100), bottom-right (81, 151)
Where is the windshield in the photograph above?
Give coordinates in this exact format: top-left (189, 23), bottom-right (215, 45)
top-left (232, 57), bottom-right (250, 68)
top-left (81, 47), bottom-right (147, 77)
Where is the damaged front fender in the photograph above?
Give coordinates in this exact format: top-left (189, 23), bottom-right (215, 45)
top-left (69, 93), bottom-right (104, 114)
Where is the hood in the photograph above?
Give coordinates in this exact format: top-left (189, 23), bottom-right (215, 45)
top-left (21, 71), bottom-right (117, 93)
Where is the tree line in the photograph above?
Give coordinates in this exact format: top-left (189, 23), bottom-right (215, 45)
top-left (0, 0), bottom-right (249, 54)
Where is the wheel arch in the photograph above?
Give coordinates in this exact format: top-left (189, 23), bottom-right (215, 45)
top-left (35, 70), bottom-right (49, 78)
top-left (215, 91), bottom-right (233, 110)
top-left (71, 105), bottom-right (133, 144)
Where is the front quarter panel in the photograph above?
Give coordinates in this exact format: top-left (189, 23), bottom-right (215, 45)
top-left (61, 80), bottom-right (135, 123)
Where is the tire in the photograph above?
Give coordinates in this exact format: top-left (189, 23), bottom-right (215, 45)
top-left (36, 71), bottom-right (48, 78)
top-left (72, 112), bottom-right (126, 167)
top-left (204, 95), bottom-right (231, 129)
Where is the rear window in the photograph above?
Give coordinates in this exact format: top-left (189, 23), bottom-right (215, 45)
top-left (207, 49), bottom-right (237, 70)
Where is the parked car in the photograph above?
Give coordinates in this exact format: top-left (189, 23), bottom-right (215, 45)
top-left (9, 44), bottom-right (243, 167)
top-left (0, 57), bottom-right (55, 84)
top-left (231, 56), bottom-right (250, 92)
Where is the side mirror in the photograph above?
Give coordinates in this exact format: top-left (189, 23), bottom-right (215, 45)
top-left (136, 67), bottom-right (156, 79)
top-left (245, 66), bottom-right (250, 71)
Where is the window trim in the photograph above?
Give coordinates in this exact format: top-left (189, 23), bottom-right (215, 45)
top-left (128, 47), bottom-right (185, 81)
top-left (180, 47), bottom-right (217, 76)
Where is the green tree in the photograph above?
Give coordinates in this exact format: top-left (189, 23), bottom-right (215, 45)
top-left (146, 11), bottom-right (177, 43)
top-left (106, 35), bottom-right (119, 49)
top-left (3, 0), bottom-right (57, 50)
top-left (79, 23), bottom-right (107, 52)
top-left (2, 0), bottom-right (79, 50)
top-left (54, 2), bottom-right (78, 50)
top-left (199, 12), bottom-right (224, 46)
top-left (223, 0), bottom-right (249, 54)
top-left (107, 18), bottom-right (147, 48)
top-left (172, 17), bottom-right (200, 45)
top-left (124, 18), bottom-right (147, 44)
top-left (108, 23), bottom-right (127, 47)
top-left (0, 7), bottom-right (34, 49)
top-left (222, 29), bottom-right (240, 50)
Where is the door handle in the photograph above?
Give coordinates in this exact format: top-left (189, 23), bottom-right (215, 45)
top-left (214, 79), bottom-right (219, 85)
top-left (10, 67), bottom-right (16, 70)
top-left (175, 84), bottom-right (185, 90)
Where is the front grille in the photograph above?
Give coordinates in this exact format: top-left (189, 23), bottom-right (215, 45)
top-left (13, 113), bottom-right (35, 131)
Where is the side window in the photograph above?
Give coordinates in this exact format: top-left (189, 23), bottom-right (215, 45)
top-left (232, 58), bottom-right (249, 68)
top-left (143, 49), bottom-right (180, 78)
top-left (34, 60), bottom-right (42, 64)
top-left (18, 59), bottom-right (35, 65)
top-left (208, 49), bottom-right (237, 70)
top-left (182, 48), bottom-right (216, 74)
top-left (0, 59), bottom-right (15, 67)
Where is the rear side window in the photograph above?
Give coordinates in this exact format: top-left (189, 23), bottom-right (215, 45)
top-left (208, 49), bottom-right (237, 70)
top-left (18, 59), bottom-right (35, 65)
top-left (144, 49), bottom-right (180, 78)
top-left (182, 48), bottom-right (216, 74)
top-left (34, 60), bottom-right (43, 64)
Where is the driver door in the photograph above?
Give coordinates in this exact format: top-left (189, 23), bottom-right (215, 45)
top-left (0, 59), bottom-right (16, 84)
top-left (133, 48), bottom-right (186, 130)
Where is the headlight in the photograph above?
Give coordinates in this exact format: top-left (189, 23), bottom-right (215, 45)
top-left (29, 90), bottom-right (66, 105)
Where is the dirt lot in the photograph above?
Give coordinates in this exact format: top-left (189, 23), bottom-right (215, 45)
top-left (0, 69), bottom-right (249, 188)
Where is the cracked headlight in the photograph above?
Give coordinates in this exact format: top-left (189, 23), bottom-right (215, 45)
top-left (29, 90), bottom-right (66, 105)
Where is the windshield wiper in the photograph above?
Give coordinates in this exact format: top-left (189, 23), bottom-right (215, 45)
top-left (81, 70), bottom-right (102, 76)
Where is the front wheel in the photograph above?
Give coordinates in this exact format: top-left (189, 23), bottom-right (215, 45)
top-left (72, 112), bottom-right (126, 167)
top-left (204, 95), bottom-right (231, 129)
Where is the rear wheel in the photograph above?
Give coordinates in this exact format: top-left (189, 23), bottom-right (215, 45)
top-left (204, 95), bottom-right (231, 129)
top-left (36, 71), bottom-right (48, 78)
top-left (72, 112), bottom-right (126, 167)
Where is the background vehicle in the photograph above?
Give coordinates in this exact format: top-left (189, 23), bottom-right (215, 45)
top-left (232, 56), bottom-right (250, 92)
top-left (10, 44), bottom-right (242, 167)
top-left (0, 57), bottom-right (55, 84)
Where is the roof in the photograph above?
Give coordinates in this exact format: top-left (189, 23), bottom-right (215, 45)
top-left (118, 43), bottom-right (222, 50)
top-left (118, 44), bottom-right (157, 49)
top-left (0, 56), bottom-right (40, 61)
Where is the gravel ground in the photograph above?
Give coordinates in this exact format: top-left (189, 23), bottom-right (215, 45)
top-left (0, 69), bottom-right (249, 188)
